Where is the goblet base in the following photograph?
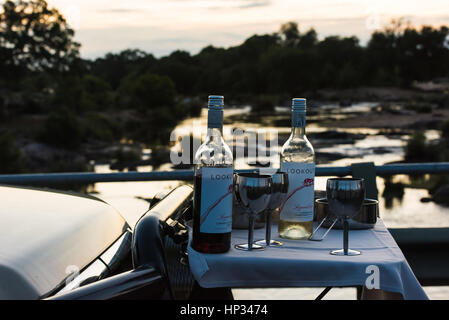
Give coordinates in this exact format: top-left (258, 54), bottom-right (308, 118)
top-left (330, 249), bottom-right (361, 256)
top-left (234, 243), bottom-right (265, 251)
top-left (254, 239), bottom-right (283, 247)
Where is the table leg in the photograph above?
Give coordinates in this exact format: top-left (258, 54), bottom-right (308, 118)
top-left (189, 281), bottom-right (234, 300)
top-left (343, 219), bottom-right (349, 255)
top-left (361, 287), bottom-right (404, 300)
top-left (315, 286), bottom-right (333, 300)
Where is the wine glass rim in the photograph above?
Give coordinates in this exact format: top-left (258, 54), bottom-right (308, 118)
top-left (316, 197), bottom-right (378, 205)
top-left (327, 177), bottom-right (364, 182)
top-left (237, 172), bottom-right (272, 179)
top-left (272, 170), bottom-right (288, 175)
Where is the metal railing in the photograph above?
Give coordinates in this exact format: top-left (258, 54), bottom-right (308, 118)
top-left (2, 161), bottom-right (449, 288)
top-left (0, 162), bottom-right (448, 185)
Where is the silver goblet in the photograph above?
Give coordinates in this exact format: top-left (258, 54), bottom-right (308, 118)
top-left (234, 173), bottom-right (272, 251)
top-left (326, 178), bottom-right (365, 256)
top-left (254, 171), bottom-right (288, 247)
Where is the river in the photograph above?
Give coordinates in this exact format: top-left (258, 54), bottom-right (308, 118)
top-left (91, 103), bottom-right (449, 299)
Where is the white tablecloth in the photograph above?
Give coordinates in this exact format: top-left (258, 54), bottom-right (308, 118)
top-left (187, 220), bottom-right (429, 300)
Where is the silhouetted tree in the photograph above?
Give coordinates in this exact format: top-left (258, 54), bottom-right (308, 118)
top-left (366, 19), bottom-right (449, 85)
top-left (0, 0), bottom-right (80, 80)
top-left (39, 106), bottom-right (84, 148)
top-left (51, 74), bottom-right (115, 113)
top-left (119, 72), bottom-right (176, 112)
top-left (279, 22), bottom-right (301, 47)
top-left (91, 49), bottom-right (155, 89)
top-left (153, 50), bottom-right (199, 95)
top-left (0, 130), bottom-right (22, 173)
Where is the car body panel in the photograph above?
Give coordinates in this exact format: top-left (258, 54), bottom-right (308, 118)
top-left (0, 186), bottom-right (128, 299)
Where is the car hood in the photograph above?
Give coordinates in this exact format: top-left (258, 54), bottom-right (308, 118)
top-left (0, 186), bottom-right (128, 299)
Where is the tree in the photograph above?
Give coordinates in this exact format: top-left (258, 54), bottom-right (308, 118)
top-left (39, 106), bottom-right (84, 148)
top-left (366, 19), bottom-right (449, 85)
top-left (0, 130), bottom-right (22, 173)
top-left (119, 72), bottom-right (176, 112)
top-left (91, 49), bottom-right (155, 89)
top-left (0, 0), bottom-right (80, 77)
top-left (51, 74), bottom-right (115, 113)
top-left (279, 21), bottom-right (301, 47)
top-left (153, 50), bottom-right (199, 95)
top-left (316, 36), bottom-right (362, 88)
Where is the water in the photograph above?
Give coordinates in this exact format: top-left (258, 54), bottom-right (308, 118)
top-left (91, 103), bottom-right (449, 299)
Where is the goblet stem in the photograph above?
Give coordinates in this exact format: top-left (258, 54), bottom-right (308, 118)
top-left (343, 218), bottom-right (349, 255)
top-left (248, 214), bottom-right (255, 250)
top-left (265, 210), bottom-right (272, 246)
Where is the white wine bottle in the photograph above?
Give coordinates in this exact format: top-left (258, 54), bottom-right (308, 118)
top-left (192, 95), bottom-right (234, 253)
top-left (278, 98), bottom-right (315, 240)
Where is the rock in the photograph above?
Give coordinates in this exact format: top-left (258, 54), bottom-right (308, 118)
top-left (433, 185), bottom-right (449, 204)
top-left (21, 142), bottom-right (89, 172)
top-left (316, 151), bottom-right (352, 162)
top-left (21, 143), bottom-right (55, 163)
top-left (372, 147), bottom-right (392, 154)
top-left (339, 99), bottom-right (352, 107)
top-left (310, 130), bottom-right (366, 141)
top-left (407, 119), bottom-right (443, 130)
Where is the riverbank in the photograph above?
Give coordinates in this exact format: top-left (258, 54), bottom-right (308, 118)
top-left (2, 85), bottom-right (448, 175)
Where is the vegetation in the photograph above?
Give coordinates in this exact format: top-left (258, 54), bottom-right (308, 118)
top-left (404, 121), bottom-right (449, 163)
top-left (0, 0), bottom-right (80, 84)
top-left (0, 131), bottom-right (22, 173)
top-left (1, 1), bottom-right (449, 175)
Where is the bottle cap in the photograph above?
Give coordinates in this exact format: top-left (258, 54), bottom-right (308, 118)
top-left (292, 98), bottom-right (306, 112)
top-left (208, 95), bottom-right (224, 110)
top-left (207, 95), bottom-right (224, 128)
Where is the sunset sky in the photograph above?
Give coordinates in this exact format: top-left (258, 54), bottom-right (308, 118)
top-left (46, 0), bottom-right (449, 59)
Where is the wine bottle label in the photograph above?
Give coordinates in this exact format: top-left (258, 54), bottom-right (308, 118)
top-left (200, 167), bottom-right (233, 233)
top-left (279, 162), bottom-right (315, 222)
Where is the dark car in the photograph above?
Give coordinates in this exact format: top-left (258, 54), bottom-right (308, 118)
top-left (0, 184), bottom-right (198, 300)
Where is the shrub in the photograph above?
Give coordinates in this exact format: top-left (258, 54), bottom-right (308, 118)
top-left (0, 96), bottom-right (5, 120)
top-left (85, 112), bottom-right (121, 142)
top-left (51, 75), bottom-right (115, 114)
top-left (119, 73), bottom-right (176, 112)
top-left (404, 101), bottom-right (433, 113)
top-left (251, 95), bottom-right (277, 114)
top-left (0, 131), bottom-right (22, 173)
top-left (441, 120), bottom-right (449, 140)
top-left (39, 107), bottom-right (85, 149)
top-left (405, 131), bottom-right (441, 162)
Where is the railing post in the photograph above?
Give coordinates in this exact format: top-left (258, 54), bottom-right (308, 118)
top-left (351, 162), bottom-right (378, 200)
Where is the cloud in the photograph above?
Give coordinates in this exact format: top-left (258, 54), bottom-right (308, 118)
top-left (75, 25), bottom-right (247, 59)
top-left (238, 0), bottom-right (271, 9)
top-left (195, 0), bottom-right (272, 10)
top-left (97, 8), bottom-right (141, 14)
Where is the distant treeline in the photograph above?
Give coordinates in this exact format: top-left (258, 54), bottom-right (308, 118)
top-left (2, 2), bottom-right (449, 100)
top-left (1, 1), bottom-right (449, 174)
top-left (90, 19), bottom-right (449, 96)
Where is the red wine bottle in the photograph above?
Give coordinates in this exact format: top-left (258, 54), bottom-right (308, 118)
top-left (192, 95), bottom-right (233, 253)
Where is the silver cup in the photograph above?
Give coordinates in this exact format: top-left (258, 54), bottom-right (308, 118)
top-left (234, 173), bottom-right (272, 251)
top-left (326, 178), bottom-right (365, 256)
top-left (254, 171), bottom-right (288, 247)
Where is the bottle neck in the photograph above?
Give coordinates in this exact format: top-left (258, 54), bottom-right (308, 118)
top-left (207, 108), bottom-right (223, 134)
top-left (291, 126), bottom-right (306, 137)
top-left (291, 111), bottom-right (306, 137)
top-left (207, 127), bottom-right (223, 138)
